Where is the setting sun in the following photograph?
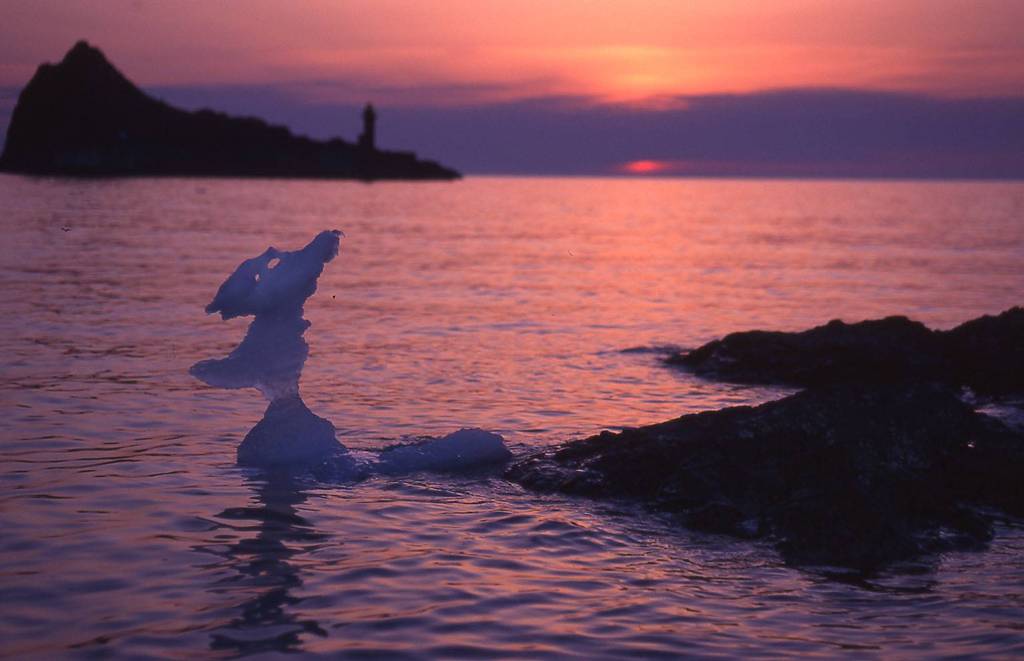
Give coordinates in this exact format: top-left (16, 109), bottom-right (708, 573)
top-left (621, 159), bottom-right (674, 174)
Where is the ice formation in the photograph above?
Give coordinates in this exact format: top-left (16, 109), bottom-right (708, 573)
top-left (192, 230), bottom-right (512, 475)
top-left (192, 230), bottom-right (340, 400)
top-left (377, 429), bottom-right (512, 475)
top-left (191, 230), bottom-right (348, 467)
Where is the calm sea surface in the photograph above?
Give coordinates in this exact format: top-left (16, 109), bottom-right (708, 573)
top-left (1, 175), bottom-right (1023, 658)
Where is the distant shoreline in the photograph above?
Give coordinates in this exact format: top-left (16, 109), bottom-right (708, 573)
top-left (3, 170), bottom-right (1023, 184)
top-left (0, 42), bottom-right (460, 181)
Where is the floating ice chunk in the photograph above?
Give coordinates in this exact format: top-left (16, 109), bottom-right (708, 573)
top-left (191, 315), bottom-right (311, 398)
top-left (237, 395), bottom-right (345, 467)
top-left (192, 230), bottom-right (341, 398)
top-left (192, 230), bottom-right (513, 476)
top-left (376, 428), bottom-right (512, 475)
top-left (206, 230), bottom-right (341, 320)
top-left (191, 230), bottom-right (346, 468)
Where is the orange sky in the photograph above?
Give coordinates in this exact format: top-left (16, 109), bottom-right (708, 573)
top-left (2, 0), bottom-right (1024, 104)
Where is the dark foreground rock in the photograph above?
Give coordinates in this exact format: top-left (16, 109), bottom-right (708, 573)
top-left (0, 41), bottom-right (460, 181)
top-left (667, 307), bottom-right (1024, 397)
top-left (507, 383), bottom-right (1024, 569)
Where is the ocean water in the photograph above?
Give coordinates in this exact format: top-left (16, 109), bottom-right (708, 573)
top-left (1, 174), bottom-right (1023, 658)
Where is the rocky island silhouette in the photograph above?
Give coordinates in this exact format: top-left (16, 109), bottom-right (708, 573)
top-left (0, 41), bottom-right (460, 180)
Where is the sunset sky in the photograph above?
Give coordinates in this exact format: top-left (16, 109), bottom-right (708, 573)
top-left (2, 0), bottom-right (1023, 176)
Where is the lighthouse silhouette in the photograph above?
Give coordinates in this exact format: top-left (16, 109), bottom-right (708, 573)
top-left (358, 103), bottom-right (376, 151)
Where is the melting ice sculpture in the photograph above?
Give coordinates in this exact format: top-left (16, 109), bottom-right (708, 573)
top-left (191, 230), bottom-right (512, 473)
top-left (191, 230), bottom-right (348, 467)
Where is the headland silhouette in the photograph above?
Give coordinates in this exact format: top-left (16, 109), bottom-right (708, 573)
top-left (0, 41), bottom-right (460, 180)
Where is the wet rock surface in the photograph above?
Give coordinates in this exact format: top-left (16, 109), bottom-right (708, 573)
top-left (667, 307), bottom-right (1024, 397)
top-left (507, 383), bottom-right (1024, 569)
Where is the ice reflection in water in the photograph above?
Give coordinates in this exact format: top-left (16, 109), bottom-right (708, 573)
top-left (204, 476), bottom-right (327, 655)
